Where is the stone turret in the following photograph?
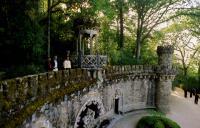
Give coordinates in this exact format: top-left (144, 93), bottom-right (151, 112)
top-left (157, 45), bottom-right (174, 68)
top-left (156, 45), bottom-right (175, 113)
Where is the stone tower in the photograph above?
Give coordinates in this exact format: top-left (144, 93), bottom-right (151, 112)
top-left (156, 45), bottom-right (175, 113)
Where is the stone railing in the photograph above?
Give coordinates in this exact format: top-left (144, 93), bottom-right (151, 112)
top-left (104, 65), bottom-right (176, 81)
top-left (0, 69), bottom-right (96, 127)
top-left (0, 66), bottom-right (176, 127)
top-left (71, 55), bottom-right (107, 69)
top-left (0, 45), bottom-right (176, 128)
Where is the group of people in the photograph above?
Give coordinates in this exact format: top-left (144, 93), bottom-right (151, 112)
top-left (184, 88), bottom-right (199, 104)
top-left (47, 55), bottom-right (71, 71)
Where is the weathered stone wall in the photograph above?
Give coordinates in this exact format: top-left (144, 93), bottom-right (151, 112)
top-left (20, 67), bottom-right (158, 128)
top-left (19, 84), bottom-right (104, 128)
top-left (0, 46), bottom-right (176, 128)
top-left (102, 65), bottom-right (157, 114)
top-left (0, 69), bottom-right (96, 128)
top-left (156, 45), bottom-right (175, 113)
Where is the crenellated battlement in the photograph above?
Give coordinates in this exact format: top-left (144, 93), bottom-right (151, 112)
top-left (157, 45), bottom-right (174, 55)
top-left (0, 69), bottom-right (96, 127)
top-left (0, 46), bottom-right (176, 128)
top-left (104, 65), bottom-right (176, 81)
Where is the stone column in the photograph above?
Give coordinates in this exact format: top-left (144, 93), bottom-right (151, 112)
top-left (90, 34), bottom-right (93, 55)
top-left (156, 45), bottom-right (174, 113)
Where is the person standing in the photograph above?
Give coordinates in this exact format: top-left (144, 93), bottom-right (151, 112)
top-left (190, 89), bottom-right (193, 98)
top-left (63, 56), bottom-right (71, 70)
top-left (47, 57), bottom-right (52, 71)
top-left (194, 93), bottom-right (199, 104)
top-left (53, 56), bottom-right (58, 71)
top-left (184, 88), bottom-right (187, 98)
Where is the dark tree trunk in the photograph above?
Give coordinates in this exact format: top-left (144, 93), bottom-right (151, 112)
top-left (135, 34), bottom-right (141, 62)
top-left (198, 63), bottom-right (200, 84)
top-left (119, 0), bottom-right (124, 49)
top-left (47, 0), bottom-right (51, 58)
top-left (135, 10), bottom-right (144, 63)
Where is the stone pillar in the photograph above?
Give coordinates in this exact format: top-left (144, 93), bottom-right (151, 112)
top-left (90, 34), bottom-right (93, 54)
top-left (156, 45), bottom-right (174, 113)
top-left (157, 45), bottom-right (173, 68)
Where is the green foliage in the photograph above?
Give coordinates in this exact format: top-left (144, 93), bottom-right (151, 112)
top-left (38, 0), bottom-right (48, 13)
top-left (154, 120), bottom-right (165, 128)
top-left (172, 63), bottom-right (200, 90)
top-left (161, 117), bottom-right (181, 128)
top-left (0, 0), bottom-right (45, 78)
top-left (128, 0), bottom-right (182, 60)
top-left (109, 48), bottom-right (136, 65)
top-left (172, 64), bottom-right (184, 87)
top-left (1, 0), bottom-right (198, 80)
top-left (140, 42), bottom-right (157, 65)
top-left (137, 116), bottom-right (181, 128)
top-left (184, 75), bottom-right (199, 90)
top-left (4, 64), bottom-right (45, 79)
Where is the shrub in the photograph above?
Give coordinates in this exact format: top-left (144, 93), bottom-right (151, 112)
top-left (136, 116), bottom-right (180, 128)
top-left (154, 120), bottom-right (165, 128)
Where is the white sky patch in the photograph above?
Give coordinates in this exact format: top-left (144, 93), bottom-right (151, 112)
top-left (60, 3), bottom-right (67, 9)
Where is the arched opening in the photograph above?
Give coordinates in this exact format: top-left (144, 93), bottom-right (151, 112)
top-left (77, 102), bottom-right (100, 128)
top-left (74, 99), bottom-right (105, 128)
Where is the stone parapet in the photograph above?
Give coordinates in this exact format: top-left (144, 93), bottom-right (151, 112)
top-left (157, 45), bottom-right (174, 55)
top-left (0, 69), bottom-right (95, 127)
top-left (0, 63), bottom-right (176, 127)
top-left (105, 65), bottom-right (155, 75)
top-left (0, 46), bottom-right (177, 127)
top-left (155, 65), bottom-right (177, 75)
top-left (104, 65), bottom-right (176, 82)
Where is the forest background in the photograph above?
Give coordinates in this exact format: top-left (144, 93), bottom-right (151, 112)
top-left (0, 0), bottom-right (200, 91)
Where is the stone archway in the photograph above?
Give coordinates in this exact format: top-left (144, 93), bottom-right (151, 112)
top-left (74, 97), bottom-right (105, 128)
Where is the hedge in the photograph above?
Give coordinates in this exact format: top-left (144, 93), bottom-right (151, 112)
top-left (136, 116), bottom-right (180, 128)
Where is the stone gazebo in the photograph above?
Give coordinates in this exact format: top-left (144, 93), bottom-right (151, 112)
top-left (72, 26), bottom-right (107, 69)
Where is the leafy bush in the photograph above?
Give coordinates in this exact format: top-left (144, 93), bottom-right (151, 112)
top-left (154, 120), bottom-right (165, 128)
top-left (136, 116), bottom-right (180, 128)
top-left (161, 117), bottom-right (181, 128)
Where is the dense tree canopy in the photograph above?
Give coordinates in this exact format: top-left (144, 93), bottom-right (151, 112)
top-left (0, 0), bottom-right (200, 85)
top-left (0, 0), bottom-right (45, 78)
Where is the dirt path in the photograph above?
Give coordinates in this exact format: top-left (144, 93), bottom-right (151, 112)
top-left (108, 111), bottom-right (149, 128)
top-left (167, 88), bottom-right (200, 128)
top-left (110, 87), bottom-right (200, 128)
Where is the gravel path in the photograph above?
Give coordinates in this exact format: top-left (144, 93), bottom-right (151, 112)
top-left (108, 110), bottom-right (149, 128)
top-left (167, 88), bottom-right (200, 128)
top-left (110, 87), bottom-right (200, 128)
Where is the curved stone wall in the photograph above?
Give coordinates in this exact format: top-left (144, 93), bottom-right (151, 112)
top-left (0, 46), bottom-right (176, 128)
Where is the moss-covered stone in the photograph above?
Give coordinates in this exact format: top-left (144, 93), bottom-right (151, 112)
top-left (2, 78), bottom-right (96, 128)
